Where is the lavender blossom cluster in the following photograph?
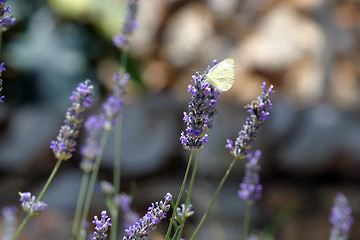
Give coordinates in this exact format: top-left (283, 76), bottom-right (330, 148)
top-left (329, 192), bottom-right (353, 240)
top-left (0, 0), bottom-right (15, 31)
top-left (102, 73), bottom-right (129, 131)
top-left (92, 211), bottom-right (112, 240)
top-left (18, 192), bottom-right (47, 217)
top-left (0, 63), bottom-right (5, 103)
top-left (123, 193), bottom-right (172, 240)
top-left (113, 0), bottom-right (138, 49)
top-left (50, 80), bottom-right (94, 161)
top-left (80, 115), bottom-right (104, 172)
top-left (180, 62), bottom-right (221, 150)
top-left (226, 82), bottom-right (274, 158)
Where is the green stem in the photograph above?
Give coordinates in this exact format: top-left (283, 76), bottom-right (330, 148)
top-left (110, 210), bottom-right (119, 240)
top-left (110, 114), bottom-right (123, 240)
top-left (177, 151), bottom-right (201, 240)
top-left (165, 150), bottom-right (195, 240)
top-left (78, 130), bottom-right (109, 239)
top-left (242, 203), bottom-right (252, 240)
top-left (113, 114), bottom-right (123, 195)
top-left (71, 171), bottom-right (90, 239)
top-left (12, 159), bottom-right (63, 240)
top-left (189, 157), bottom-right (239, 240)
top-left (37, 159), bottom-right (62, 201)
top-left (120, 51), bottom-right (128, 75)
top-left (11, 214), bottom-right (31, 240)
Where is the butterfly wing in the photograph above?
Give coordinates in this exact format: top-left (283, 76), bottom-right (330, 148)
top-left (206, 58), bottom-right (235, 91)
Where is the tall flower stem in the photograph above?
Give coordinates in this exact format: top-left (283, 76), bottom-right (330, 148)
top-left (190, 157), bottom-right (241, 240)
top-left (120, 51), bottom-right (128, 76)
top-left (11, 214), bottom-right (30, 240)
top-left (165, 150), bottom-right (195, 240)
top-left (112, 49), bottom-right (127, 197)
top-left (186, 151), bottom-right (200, 207)
top-left (109, 47), bottom-right (128, 240)
top-left (78, 130), bottom-right (109, 239)
top-left (12, 159), bottom-right (62, 240)
top-left (110, 113), bottom-right (123, 240)
top-left (242, 203), bottom-right (252, 240)
top-left (177, 151), bottom-right (201, 240)
top-left (113, 114), bottom-right (123, 195)
top-left (37, 159), bottom-right (62, 201)
top-left (71, 171), bottom-right (90, 239)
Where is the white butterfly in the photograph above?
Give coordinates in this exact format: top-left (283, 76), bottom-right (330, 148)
top-left (206, 58), bottom-right (235, 91)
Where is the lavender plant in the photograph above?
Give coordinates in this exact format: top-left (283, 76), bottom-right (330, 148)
top-left (73, 0), bottom-right (137, 237)
top-left (72, 115), bottom-right (104, 238)
top-left (110, 0), bottom-right (139, 237)
top-left (12, 80), bottom-right (94, 240)
top-left (189, 82), bottom-right (274, 240)
top-left (166, 61), bottom-right (222, 240)
top-left (75, 73), bottom-right (129, 240)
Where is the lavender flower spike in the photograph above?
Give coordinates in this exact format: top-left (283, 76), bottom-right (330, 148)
top-left (93, 211), bottom-right (112, 240)
top-left (0, 0), bottom-right (16, 31)
top-left (329, 192), bottom-right (353, 240)
top-left (113, 0), bottom-right (139, 49)
top-left (102, 73), bottom-right (129, 131)
top-left (50, 80), bottom-right (94, 161)
top-left (238, 150), bottom-right (262, 204)
top-left (80, 115), bottom-right (104, 172)
top-left (123, 193), bottom-right (172, 240)
top-left (226, 82), bottom-right (274, 158)
top-left (19, 192), bottom-right (47, 217)
top-left (0, 62), bottom-right (6, 103)
top-left (180, 62), bottom-right (221, 150)
top-left (2, 205), bottom-right (17, 240)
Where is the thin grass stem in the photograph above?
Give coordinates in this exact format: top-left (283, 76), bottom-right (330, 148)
top-left (189, 157), bottom-right (240, 240)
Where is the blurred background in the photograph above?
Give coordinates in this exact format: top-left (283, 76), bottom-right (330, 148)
top-left (0, 0), bottom-right (360, 239)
